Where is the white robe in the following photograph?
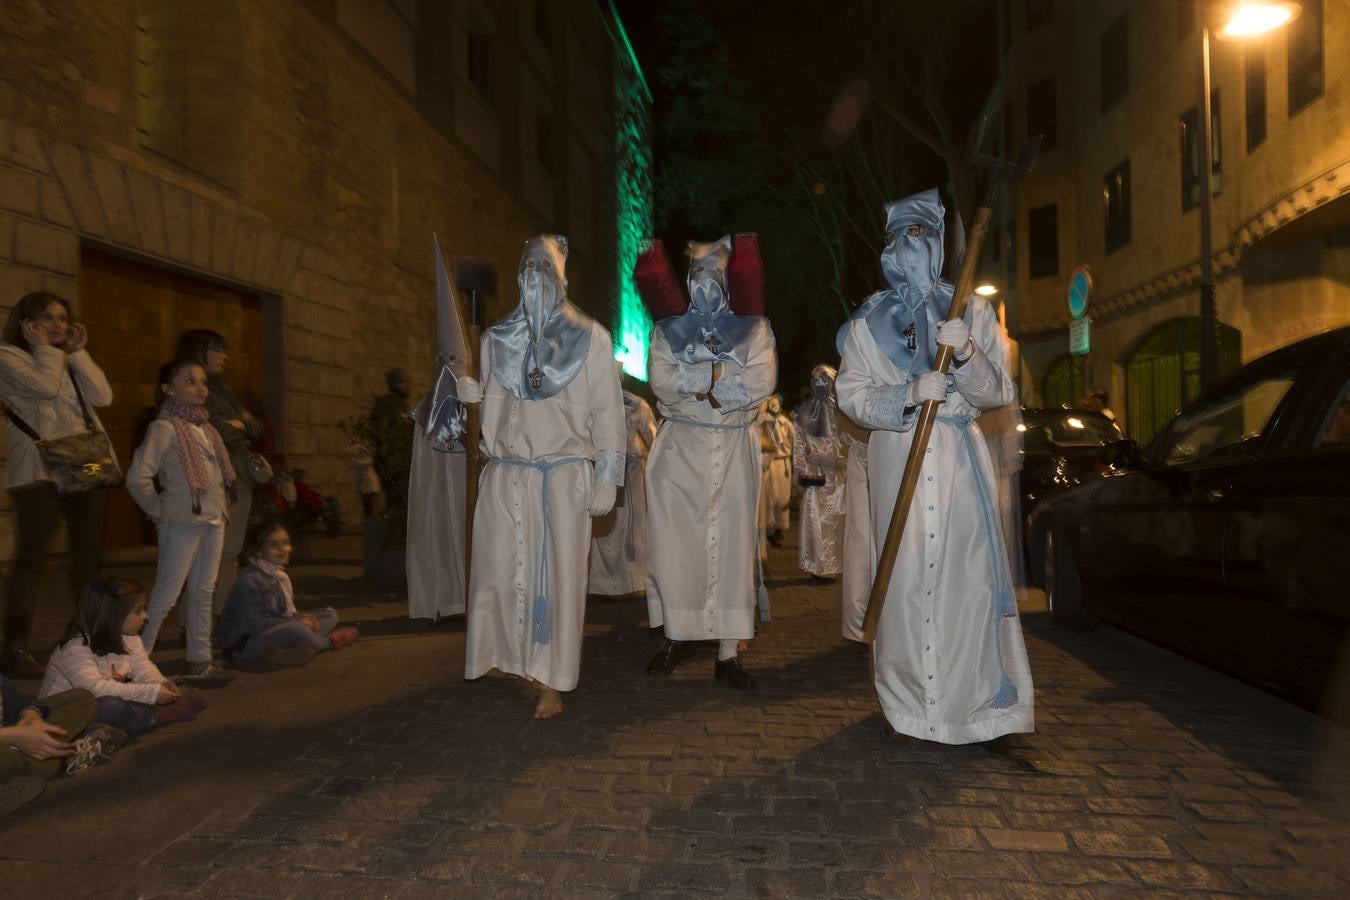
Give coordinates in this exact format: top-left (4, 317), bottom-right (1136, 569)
top-left (839, 418), bottom-right (872, 642)
top-left (406, 435), bottom-right (467, 619)
top-left (646, 321), bottom-right (777, 641)
top-left (836, 296), bottom-right (1034, 744)
top-left (588, 392), bottom-right (658, 596)
top-left (464, 321), bottom-right (626, 692)
top-left (792, 413), bottom-right (847, 577)
top-left (760, 413), bottom-right (792, 533)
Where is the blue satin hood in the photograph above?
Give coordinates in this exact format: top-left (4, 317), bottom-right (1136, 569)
top-left (487, 235), bottom-right (591, 399)
top-left (656, 235), bottom-right (761, 366)
top-left (835, 188), bottom-right (971, 374)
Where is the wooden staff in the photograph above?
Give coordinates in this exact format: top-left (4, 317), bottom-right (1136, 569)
top-left (862, 122), bottom-right (1040, 640)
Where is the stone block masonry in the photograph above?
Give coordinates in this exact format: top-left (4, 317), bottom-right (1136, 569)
top-left (0, 0), bottom-right (627, 561)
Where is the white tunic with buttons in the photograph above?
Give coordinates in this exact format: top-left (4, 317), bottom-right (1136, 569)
top-left (836, 296), bottom-right (1033, 744)
top-left (464, 321), bottom-right (626, 692)
top-left (645, 320), bottom-right (777, 642)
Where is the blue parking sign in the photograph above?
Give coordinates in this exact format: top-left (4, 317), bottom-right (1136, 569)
top-left (1068, 266), bottom-right (1092, 320)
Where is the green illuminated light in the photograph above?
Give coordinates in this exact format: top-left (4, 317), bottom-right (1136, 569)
top-left (605, 1), bottom-right (653, 382)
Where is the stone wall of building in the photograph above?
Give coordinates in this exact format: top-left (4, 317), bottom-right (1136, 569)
top-left (0, 0), bottom-right (634, 558)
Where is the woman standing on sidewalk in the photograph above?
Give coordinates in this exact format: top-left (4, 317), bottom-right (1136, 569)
top-left (175, 330), bottom-right (264, 618)
top-left (0, 292), bottom-right (114, 679)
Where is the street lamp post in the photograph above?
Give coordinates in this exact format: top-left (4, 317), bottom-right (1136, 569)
top-left (1198, 24), bottom-right (1219, 390)
top-left (1198, 2), bottom-right (1300, 391)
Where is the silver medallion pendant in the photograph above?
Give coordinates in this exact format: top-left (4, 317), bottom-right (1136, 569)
top-left (528, 367), bottom-right (545, 391)
top-left (704, 334), bottom-right (721, 354)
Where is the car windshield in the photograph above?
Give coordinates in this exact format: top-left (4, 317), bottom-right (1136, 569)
top-left (1158, 374), bottom-right (1296, 466)
top-left (1021, 412), bottom-right (1121, 451)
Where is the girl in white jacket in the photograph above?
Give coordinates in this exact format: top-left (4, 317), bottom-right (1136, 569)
top-left (40, 577), bottom-right (205, 734)
top-left (128, 359), bottom-right (237, 683)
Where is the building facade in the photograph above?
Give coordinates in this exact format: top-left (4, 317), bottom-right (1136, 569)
top-left (0, 0), bottom-right (650, 556)
top-left (996, 0), bottom-right (1349, 441)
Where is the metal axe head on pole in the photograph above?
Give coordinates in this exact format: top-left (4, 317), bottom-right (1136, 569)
top-left (965, 115), bottom-right (1043, 196)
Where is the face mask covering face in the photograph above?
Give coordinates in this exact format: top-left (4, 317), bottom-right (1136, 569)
top-left (518, 239), bottom-right (564, 344)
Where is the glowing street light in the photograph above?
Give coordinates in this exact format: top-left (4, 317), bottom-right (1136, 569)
top-left (1196, 2), bottom-right (1300, 391)
top-left (974, 283), bottom-right (999, 297)
top-left (1218, 2), bottom-right (1300, 38)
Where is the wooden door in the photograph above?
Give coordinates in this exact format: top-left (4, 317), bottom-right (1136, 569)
top-left (79, 249), bottom-right (265, 550)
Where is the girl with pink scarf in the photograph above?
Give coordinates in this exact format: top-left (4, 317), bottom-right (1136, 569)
top-left (126, 360), bottom-right (237, 683)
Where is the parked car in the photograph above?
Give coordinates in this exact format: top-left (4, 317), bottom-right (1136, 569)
top-left (1027, 326), bottom-right (1350, 720)
top-left (1017, 407), bottom-right (1123, 531)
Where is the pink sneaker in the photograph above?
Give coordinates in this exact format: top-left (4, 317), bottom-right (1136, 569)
top-left (153, 695), bottom-right (207, 728)
top-left (328, 626), bottom-right (360, 651)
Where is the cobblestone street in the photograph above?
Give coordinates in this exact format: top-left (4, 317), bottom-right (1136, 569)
top-left (4, 534), bottom-right (1350, 898)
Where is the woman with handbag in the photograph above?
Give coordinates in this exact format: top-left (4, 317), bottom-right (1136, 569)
top-left (175, 330), bottom-right (267, 617)
top-left (0, 292), bottom-right (116, 678)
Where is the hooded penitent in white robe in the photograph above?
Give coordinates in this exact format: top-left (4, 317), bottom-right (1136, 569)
top-left (792, 366), bottom-right (847, 578)
top-left (588, 390), bottom-right (658, 596)
top-left (406, 430), bottom-right (467, 619)
top-left (759, 404), bottom-right (792, 536)
top-left (836, 187), bottom-right (1032, 744)
top-left (465, 236), bottom-right (626, 693)
top-left (408, 233), bottom-right (473, 621)
top-left (645, 322), bottom-right (777, 642)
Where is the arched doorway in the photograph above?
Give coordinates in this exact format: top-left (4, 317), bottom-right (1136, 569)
top-left (1041, 354), bottom-right (1085, 408)
top-left (1125, 317), bottom-right (1241, 444)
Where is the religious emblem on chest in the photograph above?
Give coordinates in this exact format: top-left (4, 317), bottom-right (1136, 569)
top-left (528, 367), bottom-right (545, 391)
top-left (902, 322), bottom-right (916, 351)
top-left (703, 334), bottom-right (721, 355)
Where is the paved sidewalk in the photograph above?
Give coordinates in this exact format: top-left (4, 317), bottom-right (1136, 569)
top-left (3, 531), bottom-right (1350, 897)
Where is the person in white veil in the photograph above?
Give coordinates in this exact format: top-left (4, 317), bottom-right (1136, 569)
top-left (455, 235), bottom-right (626, 720)
top-left (791, 365), bottom-right (847, 578)
top-left (836, 187), bottom-right (1033, 744)
top-left (406, 397), bottom-right (468, 621)
top-left (407, 237), bottom-right (470, 623)
top-left (588, 364), bottom-right (659, 597)
top-left (642, 235), bottom-right (777, 690)
top-left (759, 395), bottom-right (793, 547)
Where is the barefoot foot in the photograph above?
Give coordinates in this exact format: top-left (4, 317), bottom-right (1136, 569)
top-left (534, 685), bottom-right (564, 719)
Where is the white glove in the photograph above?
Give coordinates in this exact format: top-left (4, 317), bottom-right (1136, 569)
top-left (909, 371), bottom-right (947, 405)
top-left (588, 483), bottom-right (616, 517)
top-left (936, 319), bottom-right (973, 360)
top-left (456, 376), bottom-right (484, 404)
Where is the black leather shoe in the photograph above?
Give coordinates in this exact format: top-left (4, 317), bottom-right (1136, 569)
top-left (0, 644), bottom-right (45, 679)
top-left (714, 656), bottom-right (756, 689)
top-left (767, 531), bottom-right (784, 548)
top-left (646, 639), bottom-right (695, 675)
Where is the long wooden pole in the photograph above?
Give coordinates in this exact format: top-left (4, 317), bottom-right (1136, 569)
top-left (861, 204), bottom-right (992, 639)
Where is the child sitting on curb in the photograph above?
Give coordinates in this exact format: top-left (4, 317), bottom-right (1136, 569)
top-left (41, 577), bottom-right (206, 735)
top-left (220, 524), bottom-right (359, 667)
